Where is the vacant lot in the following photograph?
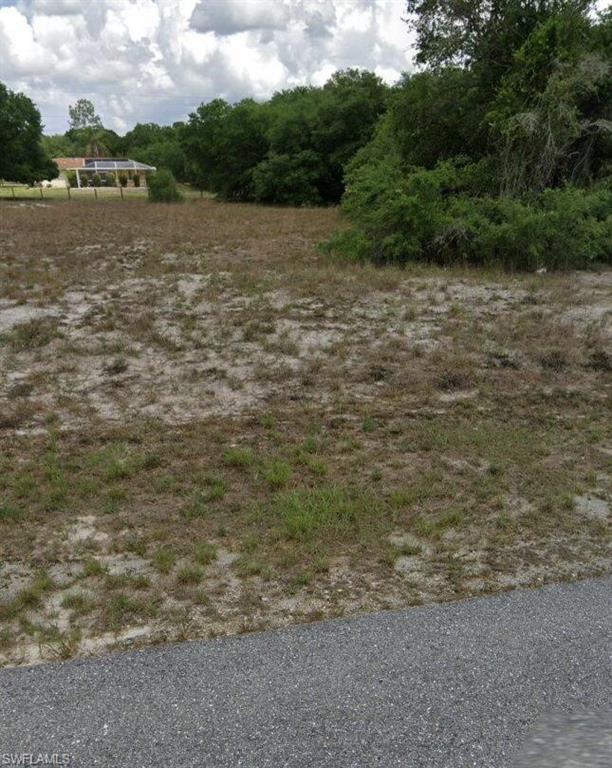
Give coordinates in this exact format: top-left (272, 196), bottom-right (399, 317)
top-left (0, 200), bottom-right (610, 665)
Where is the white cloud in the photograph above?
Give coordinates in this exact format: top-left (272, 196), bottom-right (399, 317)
top-left (189, 0), bottom-right (289, 35)
top-left (0, 0), bottom-right (414, 133)
top-left (31, 0), bottom-right (82, 15)
top-left (0, 6), bottom-right (52, 76)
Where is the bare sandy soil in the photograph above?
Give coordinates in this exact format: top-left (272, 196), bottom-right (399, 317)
top-left (0, 200), bottom-right (609, 666)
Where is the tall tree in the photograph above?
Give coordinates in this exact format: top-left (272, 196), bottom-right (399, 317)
top-left (406, 1), bottom-right (593, 64)
top-left (68, 98), bottom-right (102, 130)
top-left (405, 1), bottom-right (595, 93)
top-left (181, 98), bottom-right (269, 199)
top-left (0, 82), bottom-right (56, 183)
top-left (66, 98), bottom-right (113, 157)
top-left (490, 9), bottom-right (612, 192)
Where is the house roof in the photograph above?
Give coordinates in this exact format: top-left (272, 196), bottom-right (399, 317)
top-left (54, 157), bottom-right (85, 170)
top-left (53, 157), bottom-right (156, 172)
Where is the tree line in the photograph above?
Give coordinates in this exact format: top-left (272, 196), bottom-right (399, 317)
top-left (1, 1), bottom-right (610, 269)
top-left (1, 68), bottom-right (389, 207)
top-left (180, 70), bottom-right (388, 204)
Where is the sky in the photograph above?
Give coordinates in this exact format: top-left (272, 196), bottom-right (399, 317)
top-left (0, 0), bottom-right (416, 135)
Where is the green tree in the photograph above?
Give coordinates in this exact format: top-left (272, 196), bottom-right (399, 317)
top-left (68, 98), bottom-right (102, 130)
top-left (405, 1), bottom-right (593, 67)
top-left (180, 70), bottom-right (388, 204)
top-left (138, 140), bottom-right (186, 179)
top-left (0, 82), bottom-right (56, 183)
top-left (313, 69), bottom-right (389, 200)
top-left (317, 69), bottom-right (389, 167)
top-left (263, 71), bottom-right (389, 202)
top-left (61, 125), bottom-right (120, 157)
top-left (391, 69), bottom-right (484, 168)
top-left (41, 133), bottom-right (74, 158)
top-left (65, 99), bottom-right (119, 158)
top-left (148, 168), bottom-right (183, 202)
top-left (396, 0), bottom-right (609, 184)
top-left (121, 123), bottom-right (187, 180)
top-left (182, 98), bottom-right (269, 199)
top-left (490, 8), bottom-right (612, 191)
top-left (252, 151), bottom-right (324, 205)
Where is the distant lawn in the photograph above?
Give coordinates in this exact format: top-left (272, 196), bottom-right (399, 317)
top-left (0, 184), bottom-right (211, 201)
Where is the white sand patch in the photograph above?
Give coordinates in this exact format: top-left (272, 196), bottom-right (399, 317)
top-left (0, 304), bottom-right (58, 333)
top-left (574, 495), bottom-right (610, 521)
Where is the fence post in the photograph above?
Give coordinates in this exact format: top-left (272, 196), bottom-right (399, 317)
top-left (120, 185), bottom-right (124, 200)
top-left (94, 187), bottom-right (98, 201)
top-left (67, 185), bottom-right (71, 200)
top-left (39, 187), bottom-right (43, 200)
top-left (11, 187), bottom-right (15, 199)
top-left (200, 189), bottom-right (203, 199)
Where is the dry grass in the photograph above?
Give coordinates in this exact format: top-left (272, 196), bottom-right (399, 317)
top-left (0, 198), bottom-right (610, 666)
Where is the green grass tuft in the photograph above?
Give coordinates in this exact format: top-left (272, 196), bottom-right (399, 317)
top-left (261, 459), bottom-right (293, 490)
top-left (194, 542), bottom-right (217, 566)
top-left (224, 447), bottom-right (255, 468)
top-left (152, 547), bottom-right (176, 574)
top-left (270, 485), bottom-right (384, 542)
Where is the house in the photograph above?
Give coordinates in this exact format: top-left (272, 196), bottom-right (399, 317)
top-left (53, 157), bottom-right (156, 188)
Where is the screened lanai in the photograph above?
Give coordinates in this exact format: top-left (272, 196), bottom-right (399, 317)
top-left (54, 157), bottom-right (156, 188)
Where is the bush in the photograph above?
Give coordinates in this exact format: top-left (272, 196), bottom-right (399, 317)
top-left (147, 169), bottom-right (183, 203)
top-left (118, 173), bottom-right (128, 187)
top-left (252, 151), bottom-right (324, 205)
top-left (92, 173), bottom-right (102, 187)
top-left (105, 174), bottom-right (116, 187)
top-left (333, 153), bottom-right (612, 270)
top-left (133, 174), bottom-right (140, 188)
top-left (65, 170), bottom-right (77, 188)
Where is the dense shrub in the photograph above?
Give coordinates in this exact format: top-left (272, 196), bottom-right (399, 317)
top-left (133, 174), bottom-right (141, 188)
top-left (65, 170), bottom-right (77, 188)
top-left (92, 173), bottom-right (102, 187)
top-left (332, 155), bottom-right (612, 270)
top-left (252, 151), bottom-right (324, 205)
top-left (118, 173), bottom-right (128, 187)
top-left (147, 169), bottom-right (183, 203)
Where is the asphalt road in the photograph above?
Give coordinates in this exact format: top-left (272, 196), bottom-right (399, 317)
top-left (1, 578), bottom-right (610, 768)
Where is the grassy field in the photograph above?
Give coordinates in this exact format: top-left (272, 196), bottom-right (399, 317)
top-left (0, 185), bottom-right (207, 201)
top-left (0, 199), bottom-right (610, 665)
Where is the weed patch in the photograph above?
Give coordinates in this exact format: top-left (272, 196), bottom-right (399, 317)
top-left (1, 318), bottom-right (60, 351)
top-left (269, 486), bottom-right (387, 544)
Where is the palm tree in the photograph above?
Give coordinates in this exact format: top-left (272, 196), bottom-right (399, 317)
top-left (85, 128), bottom-right (111, 157)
